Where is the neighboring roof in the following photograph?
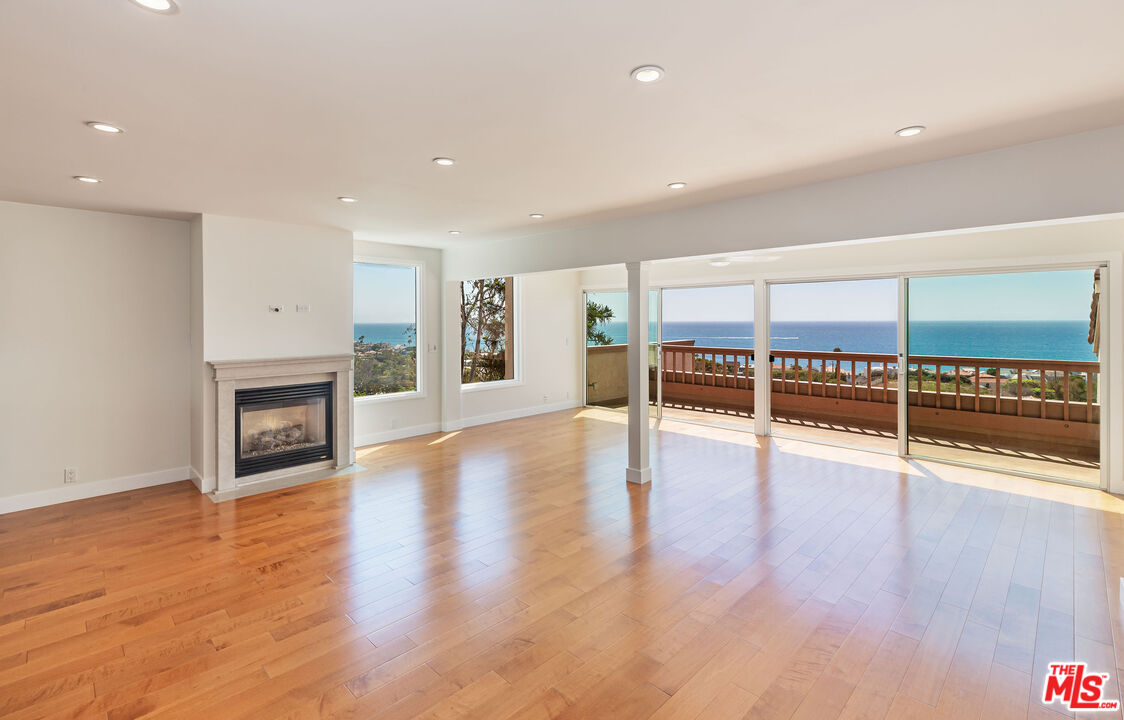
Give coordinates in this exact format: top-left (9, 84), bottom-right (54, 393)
top-left (1089, 268), bottom-right (1101, 357)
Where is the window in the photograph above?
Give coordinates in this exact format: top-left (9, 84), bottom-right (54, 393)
top-left (460, 276), bottom-right (516, 385)
top-left (353, 261), bottom-right (420, 398)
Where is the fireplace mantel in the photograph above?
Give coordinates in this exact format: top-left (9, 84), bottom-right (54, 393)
top-left (209, 355), bottom-right (353, 500)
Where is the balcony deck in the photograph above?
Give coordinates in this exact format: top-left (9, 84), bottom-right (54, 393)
top-left (587, 342), bottom-right (1101, 485)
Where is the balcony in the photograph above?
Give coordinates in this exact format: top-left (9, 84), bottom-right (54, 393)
top-left (587, 341), bottom-right (1100, 483)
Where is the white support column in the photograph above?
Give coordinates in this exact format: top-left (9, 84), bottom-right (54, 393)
top-left (441, 279), bottom-right (464, 431)
top-left (753, 281), bottom-right (770, 436)
top-left (626, 261), bottom-right (652, 484)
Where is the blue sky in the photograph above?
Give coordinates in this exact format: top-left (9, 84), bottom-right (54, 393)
top-left (908, 270), bottom-right (1094, 322)
top-left (586, 269), bottom-right (1094, 323)
top-left (354, 263), bottom-right (416, 323)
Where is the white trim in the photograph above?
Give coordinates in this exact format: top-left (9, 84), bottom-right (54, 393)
top-left (354, 421), bottom-right (443, 448)
top-left (0, 466), bottom-right (190, 515)
top-left (461, 400), bottom-right (579, 428)
top-left (461, 378), bottom-right (525, 393)
top-left (354, 389), bottom-right (424, 404)
top-left (897, 275), bottom-right (909, 457)
top-left (189, 465), bottom-right (205, 493)
top-left (458, 275), bottom-right (523, 390)
top-left (353, 256), bottom-right (425, 397)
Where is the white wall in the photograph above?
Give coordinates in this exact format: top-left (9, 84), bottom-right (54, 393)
top-left (445, 124), bottom-right (1124, 280)
top-left (190, 214), bottom-right (354, 492)
top-left (352, 239), bottom-right (445, 445)
top-left (0, 201), bottom-right (191, 510)
top-left (579, 217), bottom-right (1124, 288)
top-left (199, 214), bottom-right (353, 361)
top-left (189, 216), bottom-right (206, 483)
top-left (459, 270), bottom-right (583, 426)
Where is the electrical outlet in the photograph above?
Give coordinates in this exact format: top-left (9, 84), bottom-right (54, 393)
top-left (390, 418), bottom-right (399, 429)
top-left (542, 394), bottom-right (549, 403)
top-left (64, 467), bottom-right (77, 484)
top-left (296, 304), bottom-right (311, 313)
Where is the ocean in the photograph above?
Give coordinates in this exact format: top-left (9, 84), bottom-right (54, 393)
top-left (355, 320), bottom-right (1097, 362)
top-left (594, 320), bottom-right (1096, 362)
top-left (354, 323), bottom-right (416, 346)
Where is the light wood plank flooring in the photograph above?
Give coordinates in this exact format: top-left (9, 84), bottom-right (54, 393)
top-left (1, 408), bottom-right (1122, 719)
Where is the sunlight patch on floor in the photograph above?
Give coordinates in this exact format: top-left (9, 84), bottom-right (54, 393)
top-left (429, 431), bottom-right (461, 445)
top-left (916, 459), bottom-right (1121, 512)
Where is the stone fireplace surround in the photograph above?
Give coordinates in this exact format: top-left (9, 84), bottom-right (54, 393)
top-left (209, 355), bottom-right (353, 501)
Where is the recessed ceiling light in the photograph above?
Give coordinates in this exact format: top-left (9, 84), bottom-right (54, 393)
top-left (631, 65), bottom-right (665, 83)
top-left (448, 230), bottom-right (461, 236)
top-left (337, 196), bottom-right (358, 203)
top-left (708, 260), bottom-right (732, 268)
top-left (128, 0), bottom-right (178, 13)
top-left (529, 213), bottom-right (544, 219)
top-left (73, 175), bottom-right (102, 183)
top-left (895, 125), bottom-right (926, 137)
top-left (432, 157), bottom-right (456, 166)
top-left (86, 121), bottom-right (124, 134)
top-left (667, 181), bottom-right (686, 189)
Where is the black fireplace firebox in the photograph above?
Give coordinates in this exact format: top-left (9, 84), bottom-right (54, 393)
top-left (234, 382), bottom-right (333, 478)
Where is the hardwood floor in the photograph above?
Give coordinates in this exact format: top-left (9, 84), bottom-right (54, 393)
top-left (1, 407), bottom-right (1122, 719)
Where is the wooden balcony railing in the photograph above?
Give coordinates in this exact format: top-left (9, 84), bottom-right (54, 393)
top-left (661, 345), bottom-right (755, 389)
top-left (771, 350), bottom-right (899, 403)
top-left (646, 342), bottom-right (1100, 457)
top-left (906, 355), bottom-right (1099, 424)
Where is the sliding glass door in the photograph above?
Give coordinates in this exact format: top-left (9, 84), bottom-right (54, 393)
top-left (584, 290), bottom-right (659, 416)
top-left (768, 278), bottom-right (899, 452)
top-left (659, 284), bottom-right (755, 430)
top-left (904, 269), bottom-right (1102, 485)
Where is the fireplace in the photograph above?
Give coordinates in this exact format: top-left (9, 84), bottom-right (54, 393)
top-left (234, 382), bottom-right (334, 477)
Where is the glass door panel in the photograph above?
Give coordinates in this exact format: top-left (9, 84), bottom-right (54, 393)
top-left (905, 269), bottom-right (1101, 485)
top-left (585, 291), bottom-right (628, 410)
top-left (583, 290), bottom-right (660, 415)
top-left (659, 284), bottom-right (755, 430)
top-left (768, 279), bottom-right (899, 452)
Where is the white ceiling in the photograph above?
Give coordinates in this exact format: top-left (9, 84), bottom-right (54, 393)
top-left (2, 0), bottom-right (1123, 248)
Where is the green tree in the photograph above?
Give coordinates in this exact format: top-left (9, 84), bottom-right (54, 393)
top-left (586, 300), bottom-right (615, 345)
top-left (461, 278), bottom-right (509, 383)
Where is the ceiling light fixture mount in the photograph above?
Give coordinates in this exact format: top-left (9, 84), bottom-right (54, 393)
top-left (630, 65), bottom-right (665, 83)
top-left (337, 196), bottom-right (358, 203)
top-left (128, 0), bottom-right (179, 14)
top-left (86, 121), bottom-right (124, 134)
top-left (895, 125), bottom-right (926, 137)
top-left (73, 176), bottom-right (102, 183)
top-left (432, 157), bottom-right (456, 166)
top-left (708, 260), bottom-right (732, 268)
top-left (529, 213), bottom-right (544, 219)
top-left (667, 181), bottom-right (686, 189)
top-left (448, 230), bottom-right (461, 236)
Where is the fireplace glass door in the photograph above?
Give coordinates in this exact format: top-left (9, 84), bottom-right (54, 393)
top-left (235, 382), bottom-right (333, 477)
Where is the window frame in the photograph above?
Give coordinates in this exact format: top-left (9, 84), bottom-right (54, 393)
top-left (352, 255), bottom-right (426, 404)
top-left (460, 275), bottom-right (523, 392)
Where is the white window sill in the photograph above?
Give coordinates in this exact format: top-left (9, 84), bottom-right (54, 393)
top-left (461, 379), bottom-right (524, 393)
top-left (354, 389), bottom-right (425, 404)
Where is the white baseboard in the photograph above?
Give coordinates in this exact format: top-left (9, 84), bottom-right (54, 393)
top-left (188, 466), bottom-right (215, 494)
top-left (0, 466), bottom-right (192, 515)
top-left (354, 422), bottom-right (442, 448)
top-left (461, 400), bottom-right (579, 429)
